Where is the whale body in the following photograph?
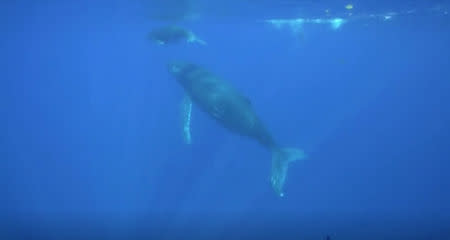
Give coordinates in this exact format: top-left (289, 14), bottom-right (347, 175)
top-left (168, 61), bottom-right (306, 197)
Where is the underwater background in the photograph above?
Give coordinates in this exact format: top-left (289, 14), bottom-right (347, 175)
top-left (1, 0), bottom-right (450, 239)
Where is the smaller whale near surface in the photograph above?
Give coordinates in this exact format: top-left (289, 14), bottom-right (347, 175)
top-left (168, 61), bottom-right (306, 197)
top-left (148, 25), bottom-right (206, 45)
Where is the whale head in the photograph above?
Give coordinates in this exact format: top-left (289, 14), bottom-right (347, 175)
top-left (167, 61), bottom-right (197, 82)
top-left (167, 61), bottom-right (184, 76)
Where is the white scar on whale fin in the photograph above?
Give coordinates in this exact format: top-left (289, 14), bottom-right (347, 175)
top-left (187, 32), bottom-right (207, 45)
top-left (181, 95), bottom-right (193, 144)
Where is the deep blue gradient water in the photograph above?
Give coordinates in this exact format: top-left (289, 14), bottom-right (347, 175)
top-left (1, 0), bottom-right (450, 239)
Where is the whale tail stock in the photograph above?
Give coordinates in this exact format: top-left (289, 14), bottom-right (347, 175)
top-left (270, 147), bottom-right (306, 197)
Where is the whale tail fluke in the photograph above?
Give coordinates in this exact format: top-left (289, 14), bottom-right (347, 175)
top-left (194, 38), bottom-right (207, 45)
top-left (187, 32), bottom-right (207, 45)
top-left (270, 147), bottom-right (306, 197)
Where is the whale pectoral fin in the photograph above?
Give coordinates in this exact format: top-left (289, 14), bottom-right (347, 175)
top-left (181, 95), bottom-right (193, 144)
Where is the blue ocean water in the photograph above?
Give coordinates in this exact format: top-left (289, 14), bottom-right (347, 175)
top-left (1, 0), bottom-right (450, 239)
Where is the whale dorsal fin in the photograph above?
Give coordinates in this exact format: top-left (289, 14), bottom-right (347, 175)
top-left (241, 96), bottom-right (252, 106)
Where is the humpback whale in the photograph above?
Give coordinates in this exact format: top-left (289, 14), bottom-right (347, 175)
top-left (148, 25), bottom-right (206, 45)
top-left (168, 61), bottom-right (306, 197)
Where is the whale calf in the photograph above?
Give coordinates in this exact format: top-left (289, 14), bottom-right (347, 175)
top-left (148, 25), bottom-right (206, 45)
top-left (168, 61), bottom-right (306, 197)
